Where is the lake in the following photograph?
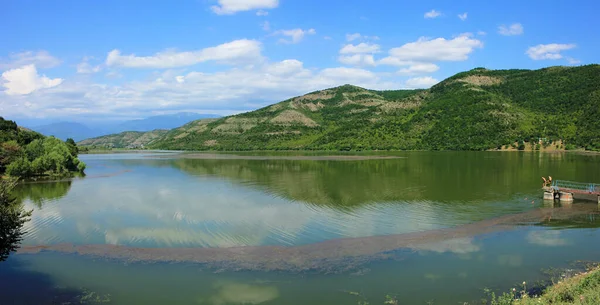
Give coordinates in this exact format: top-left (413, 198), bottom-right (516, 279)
top-left (2, 151), bottom-right (600, 305)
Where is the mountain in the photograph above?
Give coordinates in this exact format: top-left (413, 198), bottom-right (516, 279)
top-left (30, 112), bottom-right (220, 142)
top-left (82, 65), bottom-right (600, 151)
top-left (77, 130), bottom-right (169, 148)
top-left (31, 122), bottom-right (97, 142)
top-left (114, 112), bottom-right (221, 132)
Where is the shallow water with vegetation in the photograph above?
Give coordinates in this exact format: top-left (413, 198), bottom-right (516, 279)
top-left (1, 151), bottom-right (600, 304)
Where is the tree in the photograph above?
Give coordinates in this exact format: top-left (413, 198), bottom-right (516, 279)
top-left (0, 178), bottom-right (32, 261)
top-left (65, 138), bottom-right (79, 155)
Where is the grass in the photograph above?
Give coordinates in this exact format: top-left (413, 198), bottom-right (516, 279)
top-left (481, 264), bottom-right (600, 305)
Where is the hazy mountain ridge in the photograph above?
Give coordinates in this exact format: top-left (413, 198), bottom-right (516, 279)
top-left (77, 130), bottom-right (169, 148)
top-left (29, 112), bottom-right (220, 141)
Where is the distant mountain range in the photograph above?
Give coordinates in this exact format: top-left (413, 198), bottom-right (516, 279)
top-left (27, 112), bottom-right (220, 141)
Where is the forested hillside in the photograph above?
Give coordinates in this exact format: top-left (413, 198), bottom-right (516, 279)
top-left (87, 65), bottom-right (600, 151)
top-left (0, 117), bottom-right (86, 178)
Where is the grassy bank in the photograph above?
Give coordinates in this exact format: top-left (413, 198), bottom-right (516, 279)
top-left (484, 264), bottom-right (600, 305)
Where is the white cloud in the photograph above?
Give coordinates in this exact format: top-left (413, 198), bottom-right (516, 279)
top-left (526, 43), bottom-right (576, 60)
top-left (339, 43), bottom-right (381, 54)
top-left (0, 50), bottom-right (61, 69)
top-left (458, 12), bottom-right (468, 21)
top-left (261, 21), bottom-right (271, 31)
top-left (1, 64), bottom-right (63, 95)
top-left (211, 0), bottom-right (278, 15)
top-left (2, 59), bottom-right (402, 120)
top-left (345, 33), bottom-right (379, 42)
top-left (256, 9), bottom-right (269, 16)
top-left (346, 33), bottom-right (362, 41)
top-left (274, 28), bottom-right (316, 44)
top-left (498, 23), bottom-right (524, 36)
top-left (382, 35), bottom-right (483, 63)
top-left (264, 59), bottom-right (308, 77)
top-left (566, 57), bottom-right (581, 65)
top-left (477, 31), bottom-right (487, 36)
top-left (76, 57), bottom-right (102, 74)
top-left (424, 9), bottom-right (441, 19)
top-left (338, 54), bottom-right (376, 66)
top-left (105, 39), bottom-right (263, 68)
top-left (397, 63), bottom-right (439, 75)
top-left (323, 36), bottom-right (332, 40)
top-left (405, 76), bottom-right (439, 88)
top-left (318, 67), bottom-right (376, 82)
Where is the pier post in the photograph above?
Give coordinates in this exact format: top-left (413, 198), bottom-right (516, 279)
top-left (559, 192), bottom-right (574, 203)
top-left (543, 192), bottom-right (554, 201)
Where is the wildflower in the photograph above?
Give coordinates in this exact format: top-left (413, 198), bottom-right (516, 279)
top-left (523, 281), bottom-right (526, 285)
top-left (512, 288), bottom-right (516, 292)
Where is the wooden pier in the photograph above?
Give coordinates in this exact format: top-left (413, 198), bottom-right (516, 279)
top-left (543, 180), bottom-right (600, 204)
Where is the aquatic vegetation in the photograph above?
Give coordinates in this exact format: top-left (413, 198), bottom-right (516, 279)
top-left (79, 289), bottom-right (112, 304)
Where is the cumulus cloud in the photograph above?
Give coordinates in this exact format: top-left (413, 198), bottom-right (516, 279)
top-left (256, 9), bottom-right (269, 16)
top-left (424, 9), bottom-right (441, 19)
top-left (526, 43), bottom-right (576, 60)
top-left (76, 57), bottom-right (102, 74)
top-left (498, 23), bottom-right (524, 36)
top-left (339, 43), bottom-right (381, 54)
top-left (1, 64), bottom-right (63, 95)
top-left (211, 0), bottom-right (278, 15)
top-left (397, 63), bottom-right (439, 75)
top-left (381, 35), bottom-right (483, 63)
top-left (264, 59), bottom-right (308, 77)
top-left (0, 50), bottom-right (61, 70)
top-left (105, 39), bottom-right (263, 68)
top-left (458, 12), bottom-right (468, 21)
top-left (274, 28), bottom-right (316, 44)
top-left (338, 54), bottom-right (376, 66)
top-left (477, 31), bottom-right (487, 36)
top-left (405, 76), bottom-right (439, 88)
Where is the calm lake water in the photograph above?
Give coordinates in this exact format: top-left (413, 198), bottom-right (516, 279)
top-left (2, 151), bottom-right (600, 305)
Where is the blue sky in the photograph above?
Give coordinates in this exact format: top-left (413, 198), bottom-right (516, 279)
top-left (1, 0), bottom-right (598, 123)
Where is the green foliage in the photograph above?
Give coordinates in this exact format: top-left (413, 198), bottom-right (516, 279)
top-left (6, 157), bottom-right (33, 177)
top-left (0, 178), bottom-right (32, 261)
top-left (0, 117), bottom-right (86, 178)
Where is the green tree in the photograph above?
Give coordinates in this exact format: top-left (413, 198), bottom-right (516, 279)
top-left (0, 178), bottom-right (32, 261)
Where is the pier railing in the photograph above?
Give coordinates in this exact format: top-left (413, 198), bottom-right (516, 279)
top-left (552, 180), bottom-right (600, 194)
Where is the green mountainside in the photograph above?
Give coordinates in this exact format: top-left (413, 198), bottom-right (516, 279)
top-left (77, 129), bottom-right (169, 148)
top-left (83, 65), bottom-right (600, 151)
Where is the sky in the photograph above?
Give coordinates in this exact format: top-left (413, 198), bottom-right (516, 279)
top-left (1, 0), bottom-right (598, 124)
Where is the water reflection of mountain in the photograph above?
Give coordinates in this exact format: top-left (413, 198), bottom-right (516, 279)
top-left (13, 181), bottom-right (73, 208)
top-left (116, 152), bottom-right (600, 208)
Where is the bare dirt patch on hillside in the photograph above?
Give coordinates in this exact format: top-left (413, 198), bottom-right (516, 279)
top-left (458, 75), bottom-right (503, 86)
top-left (212, 117), bottom-right (266, 133)
top-left (271, 110), bottom-right (318, 127)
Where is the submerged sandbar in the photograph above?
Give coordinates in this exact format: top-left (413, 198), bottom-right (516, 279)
top-left (17, 204), bottom-right (599, 273)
